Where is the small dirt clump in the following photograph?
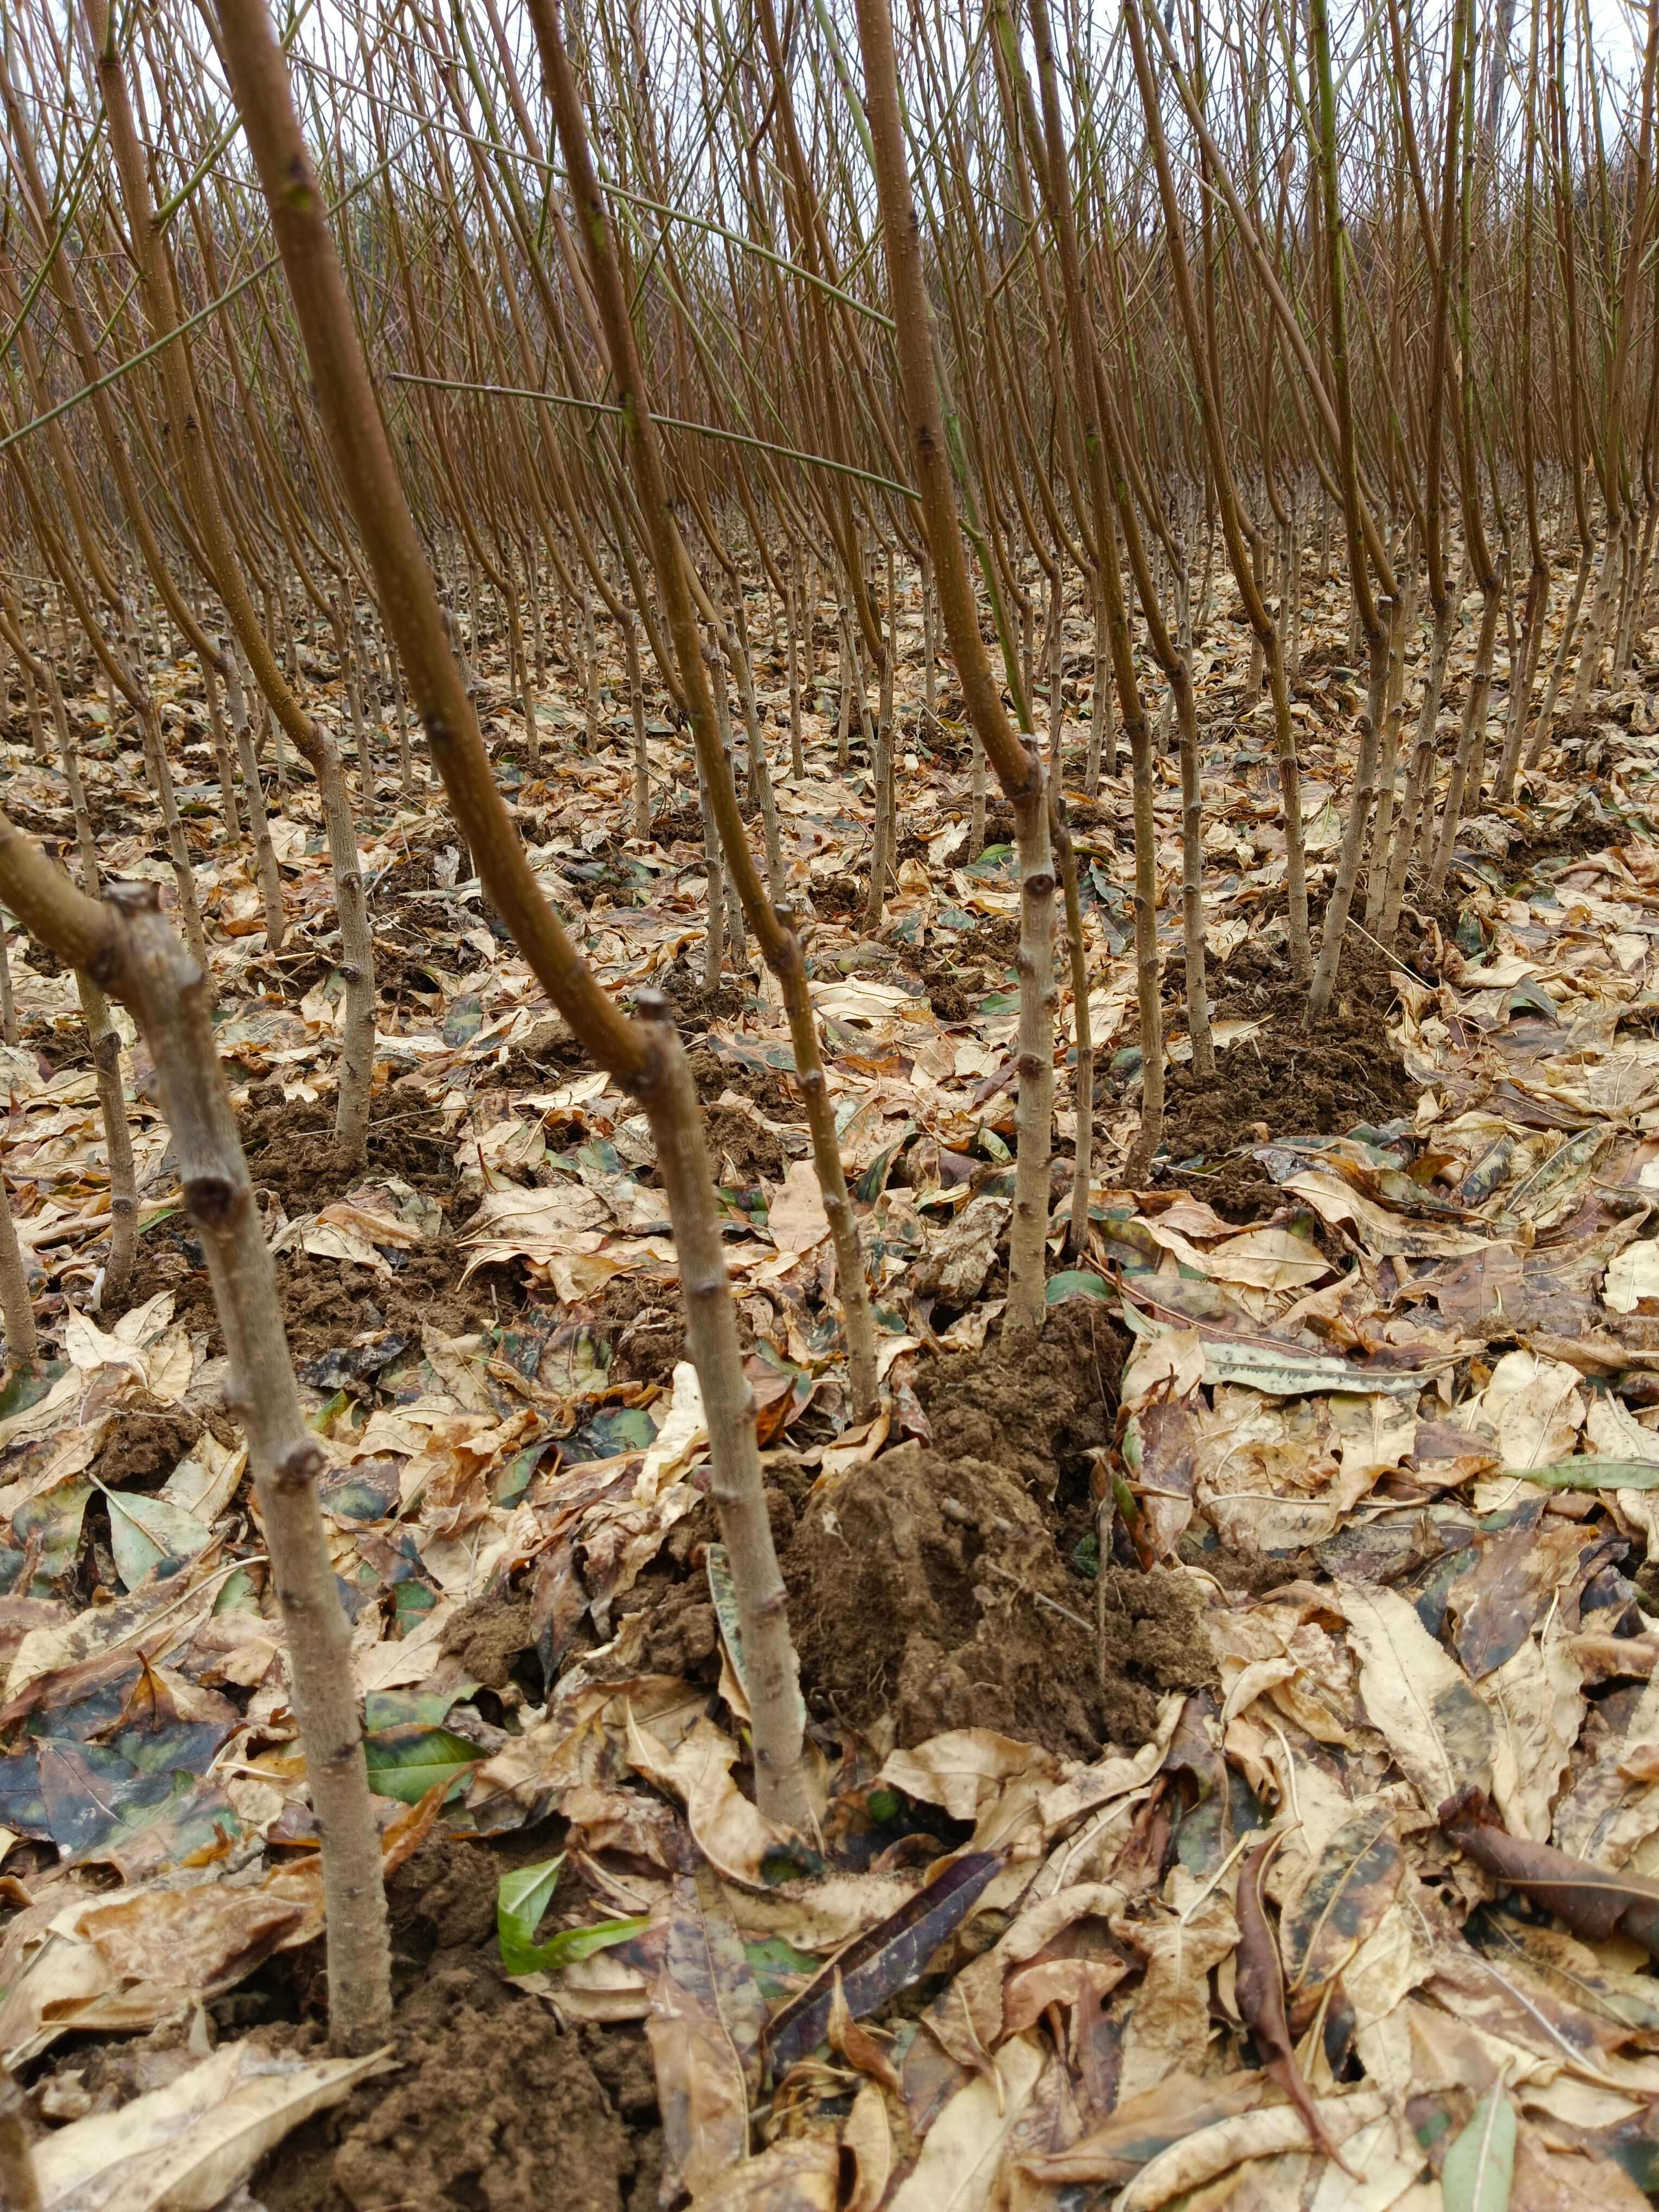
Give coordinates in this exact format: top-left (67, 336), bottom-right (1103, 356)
top-left (326, 1979), bottom-right (636, 2211)
top-left (918, 1301), bottom-right (1124, 1499)
top-left (239, 1082), bottom-right (457, 1213)
top-left (786, 1437), bottom-right (1210, 1757)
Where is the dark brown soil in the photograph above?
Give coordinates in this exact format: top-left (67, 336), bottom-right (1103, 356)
top-left (582, 1276), bottom-right (686, 1389)
top-left (240, 1082), bottom-right (458, 1215)
top-left (812, 874), bottom-right (865, 917)
top-left (654, 959), bottom-right (745, 1026)
top-left (89, 1404), bottom-right (202, 1493)
top-left (650, 803), bottom-right (704, 847)
top-left (1156, 930), bottom-right (1420, 1221)
top-left (249, 1823), bottom-right (663, 2210)
top-left (123, 1234), bottom-right (219, 1340)
top-left (494, 1018), bottom-right (588, 1091)
top-left (1503, 798), bottom-right (1618, 883)
top-left (439, 1587), bottom-right (536, 1692)
top-left (785, 1439), bottom-right (1212, 1755)
top-left (687, 1047), bottom-right (798, 1118)
top-left (916, 1301), bottom-right (1124, 1500)
top-left (702, 1103), bottom-right (787, 1185)
top-left (258, 1980), bottom-right (647, 2211)
top-left (276, 1244), bottom-right (509, 1365)
top-left (907, 950), bottom-right (972, 1022)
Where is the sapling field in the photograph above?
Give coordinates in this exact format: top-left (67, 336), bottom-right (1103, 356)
top-left (3, 0), bottom-right (1659, 2201)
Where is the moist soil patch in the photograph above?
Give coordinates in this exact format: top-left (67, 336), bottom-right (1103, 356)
top-left (916, 1301), bottom-right (1125, 1501)
top-left (903, 950), bottom-right (972, 1023)
top-left (582, 1275), bottom-right (686, 1390)
top-left (703, 1102), bottom-right (788, 1185)
top-left (654, 959), bottom-right (746, 1027)
top-left (785, 1438), bottom-right (1212, 1756)
top-left (1503, 796), bottom-right (1620, 884)
top-left (495, 1017), bottom-right (588, 1091)
top-left (89, 1402), bottom-right (202, 1493)
top-left (276, 1243), bottom-right (509, 1366)
top-left (1156, 933), bottom-right (1420, 1223)
top-left (247, 1824), bottom-right (663, 2211)
top-left (812, 873), bottom-right (866, 917)
top-left (239, 1082), bottom-right (458, 1214)
top-left (688, 1046), bottom-right (799, 1118)
top-left (252, 1980), bottom-right (652, 2212)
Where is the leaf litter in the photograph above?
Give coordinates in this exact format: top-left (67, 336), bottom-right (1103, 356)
top-left (10, 571), bottom-right (1659, 2207)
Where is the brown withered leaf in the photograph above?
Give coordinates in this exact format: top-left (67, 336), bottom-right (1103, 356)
top-left (1439, 1786), bottom-right (1659, 1954)
top-left (1278, 1798), bottom-right (1403, 2021)
top-left (1234, 1832), bottom-right (1357, 2176)
top-left (646, 1867), bottom-right (767, 2200)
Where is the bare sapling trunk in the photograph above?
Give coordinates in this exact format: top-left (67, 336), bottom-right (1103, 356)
top-left (1120, 675), bottom-right (1166, 1186)
top-left (1047, 564), bottom-right (1066, 771)
top-left (1617, 501), bottom-right (1659, 673)
top-left (1378, 587), bottom-right (1456, 937)
top-left (1569, 518), bottom-right (1622, 716)
top-left (1007, 758), bottom-right (1057, 1345)
top-left (920, 553), bottom-right (937, 721)
top-left (786, 561), bottom-right (808, 780)
top-left (705, 661), bottom-right (750, 970)
top-left (835, 616), bottom-right (854, 774)
top-left (392, 661), bottom-right (414, 802)
top-left (1362, 585), bottom-right (1411, 925)
top-left (316, 740), bottom-right (376, 1168)
top-left (588, 575), bottom-right (606, 756)
top-left (1524, 544), bottom-right (1593, 768)
top-left (1308, 610), bottom-right (1389, 1020)
top-left (1494, 562), bottom-right (1551, 801)
top-left (695, 728), bottom-right (728, 989)
top-left (635, 993), bottom-right (814, 1830)
top-left (1427, 580), bottom-right (1503, 893)
top-left (625, 612), bottom-right (651, 838)
top-left (0, 1150), bottom-right (37, 1373)
top-left (730, 604), bottom-right (783, 888)
top-left (0, 819), bottom-right (394, 2051)
top-left (224, 654), bottom-right (287, 950)
top-left (203, 653), bottom-right (243, 843)
top-left (44, 670), bottom-right (142, 1310)
top-left (1054, 805), bottom-right (1094, 1256)
top-left (863, 632), bottom-right (896, 935)
top-left (971, 731), bottom-right (988, 851)
top-left (332, 602), bottom-right (371, 798)
top-left (217, 0), bottom-right (822, 1837)
top-left (0, 920), bottom-right (15, 1048)
top-left (137, 698), bottom-right (209, 970)
top-left (117, 886), bottom-right (392, 2047)
top-left (1085, 575), bottom-right (1109, 794)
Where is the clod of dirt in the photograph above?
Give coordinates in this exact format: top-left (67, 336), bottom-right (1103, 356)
top-left (1095, 1567), bottom-right (1220, 1742)
top-left (1158, 943), bottom-right (1418, 1221)
top-left (90, 1404), bottom-right (201, 1493)
top-left (703, 1102), bottom-right (787, 1185)
top-left (653, 958), bottom-right (745, 1025)
top-left (917, 1302), bottom-right (1124, 1500)
top-left (787, 1441), bottom-right (1213, 1756)
top-left (496, 1017), bottom-right (587, 1091)
top-left (1503, 795), bottom-right (1618, 883)
top-left (276, 1244), bottom-right (506, 1365)
top-left (388, 1835), bottom-right (504, 1962)
top-left (325, 1980), bottom-right (638, 2211)
top-left (583, 1276), bottom-right (686, 1389)
top-left (239, 1082), bottom-right (458, 1213)
top-left (439, 1587), bottom-right (535, 1692)
top-left (687, 1046), bottom-right (798, 1118)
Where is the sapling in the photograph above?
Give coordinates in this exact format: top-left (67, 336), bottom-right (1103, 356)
top-left (0, 827), bottom-right (392, 2053)
top-left (207, 0), bottom-right (819, 1834)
